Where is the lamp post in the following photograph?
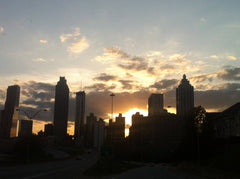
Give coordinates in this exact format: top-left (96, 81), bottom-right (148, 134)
top-left (17, 108), bottom-right (47, 120)
top-left (110, 93), bottom-right (115, 119)
top-left (16, 108), bottom-right (47, 163)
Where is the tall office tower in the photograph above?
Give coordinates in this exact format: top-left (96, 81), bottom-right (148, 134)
top-left (176, 74), bottom-right (194, 120)
top-left (93, 118), bottom-right (105, 150)
top-left (85, 113), bottom-right (97, 147)
top-left (0, 85), bottom-right (20, 139)
top-left (18, 119), bottom-right (33, 137)
top-left (115, 113), bottom-right (125, 139)
top-left (53, 77), bottom-right (69, 137)
top-left (44, 123), bottom-right (53, 136)
top-left (148, 93), bottom-right (164, 116)
top-left (74, 91), bottom-right (85, 140)
top-left (0, 110), bottom-right (3, 126)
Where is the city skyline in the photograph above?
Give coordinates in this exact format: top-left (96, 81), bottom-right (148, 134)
top-left (1, 1), bottom-right (240, 134)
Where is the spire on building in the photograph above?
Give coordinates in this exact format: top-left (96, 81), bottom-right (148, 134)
top-left (53, 76), bottom-right (69, 138)
top-left (176, 74), bottom-right (194, 120)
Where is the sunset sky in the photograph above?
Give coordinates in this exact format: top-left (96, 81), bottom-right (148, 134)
top-left (1, 1), bottom-right (240, 134)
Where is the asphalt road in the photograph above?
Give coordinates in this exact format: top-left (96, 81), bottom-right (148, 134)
top-left (103, 163), bottom-right (203, 179)
top-left (0, 152), bottom-right (99, 179)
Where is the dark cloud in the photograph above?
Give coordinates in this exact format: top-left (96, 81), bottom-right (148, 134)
top-left (105, 47), bottom-right (130, 58)
top-left (160, 65), bottom-right (176, 70)
top-left (125, 73), bottom-right (133, 77)
top-left (147, 67), bottom-right (155, 75)
top-left (195, 89), bottom-right (240, 111)
top-left (118, 57), bottom-right (148, 71)
top-left (218, 83), bottom-right (240, 90)
top-left (150, 79), bottom-right (179, 90)
top-left (21, 81), bottom-right (55, 101)
top-left (217, 67), bottom-right (240, 81)
top-left (85, 83), bottom-right (116, 92)
top-left (190, 74), bottom-right (213, 83)
top-left (93, 73), bottom-right (117, 82)
top-left (85, 90), bottom-right (151, 119)
top-left (119, 80), bottom-right (137, 90)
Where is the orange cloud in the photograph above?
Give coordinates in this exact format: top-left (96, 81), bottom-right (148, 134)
top-left (67, 36), bottom-right (89, 54)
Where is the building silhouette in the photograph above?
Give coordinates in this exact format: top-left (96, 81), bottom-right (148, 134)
top-left (176, 74), bottom-right (194, 120)
top-left (85, 113), bottom-right (97, 147)
top-left (93, 118), bottom-right (105, 150)
top-left (148, 93), bottom-right (164, 116)
top-left (206, 103), bottom-right (240, 138)
top-left (18, 119), bottom-right (33, 137)
top-left (106, 113), bottom-right (126, 145)
top-left (44, 123), bottom-right (54, 136)
top-left (0, 85), bottom-right (20, 139)
top-left (53, 77), bottom-right (69, 138)
top-left (75, 91), bottom-right (85, 141)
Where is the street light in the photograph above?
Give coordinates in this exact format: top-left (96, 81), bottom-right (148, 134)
top-left (17, 108), bottom-right (47, 120)
top-left (110, 93), bottom-right (115, 119)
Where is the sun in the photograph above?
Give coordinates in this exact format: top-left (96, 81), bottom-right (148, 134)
top-left (107, 108), bottom-right (148, 137)
top-left (122, 108), bottom-right (148, 125)
top-left (108, 108), bottom-right (148, 125)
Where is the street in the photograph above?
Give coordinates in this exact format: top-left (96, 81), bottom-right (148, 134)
top-left (0, 152), bottom-right (98, 179)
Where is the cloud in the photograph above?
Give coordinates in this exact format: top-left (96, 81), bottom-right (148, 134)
top-left (67, 36), bottom-right (89, 54)
top-left (159, 64), bottom-right (176, 70)
top-left (146, 51), bottom-right (163, 57)
top-left (190, 74), bottom-right (214, 83)
top-left (217, 67), bottom-right (240, 81)
top-left (95, 47), bottom-right (129, 63)
top-left (200, 17), bottom-right (207, 23)
top-left (209, 55), bottom-right (219, 59)
top-left (93, 73), bottom-right (117, 81)
top-left (60, 27), bottom-right (81, 42)
top-left (32, 58), bottom-right (47, 62)
top-left (96, 47), bottom-right (152, 73)
top-left (20, 81), bottom-right (55, 101)
top-left (118, 57), bottom-right (148, 72)
top-left (85, 90), bottom-right (151, 119)
top-left (227, 56), bottom-right (237, 60)
top-left (118, 80), bottom-right (138, 90)
top-left (85, 83), bottom-right (116, 92)
top-left (105, 47), bottom-right (129, 58)
top-left (40, 40), bottom-right (48, 43)
top-left (150, 79), bottom-right (179, 90)
top-left (0, 27), bottom-right (5, 35)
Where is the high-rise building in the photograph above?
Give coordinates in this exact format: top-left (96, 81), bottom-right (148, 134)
top-left (18, 119), bottom-right (33, 137)
top-left (44, 123), bottom-right (53, 136)
top-left (85, 113), bottom-right (97, 147)
top-left (93, 118), bottom-right (105, 150)
top-left (0, 85), bottom-right (20, 139)
top-left (53, 77), bottom-right (69, 138)
top-left (75, 91), bottom-right (85, 140)
top-left (115, 113), bottom-right (125, 140)
top-left (0, 110), bottom-right (3, 127)
top-left (148, 93), bottom-right (164, 116)
top-left (176, 74), bottom-right (194, 120)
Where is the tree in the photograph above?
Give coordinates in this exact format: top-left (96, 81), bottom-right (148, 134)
top-left (193, 105), bottom-right (206, 134)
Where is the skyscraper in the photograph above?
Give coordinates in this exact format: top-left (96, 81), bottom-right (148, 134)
top-left (115, 113), bottom-right (125, 140)
top-left (75, 91), bottom-right (85, 140)
top-left (18, 119), bottom-right (33, 137)
top-left (53, 77), bottom-right (69, 137)
top-left (148, 93), bottom-right (164, 116)
top-left (85, 113), bottom-right (97, 147)
top-left (0, 85), bottom-right (20, 139)
top-left (176, 74), bottom-right (194, 120)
